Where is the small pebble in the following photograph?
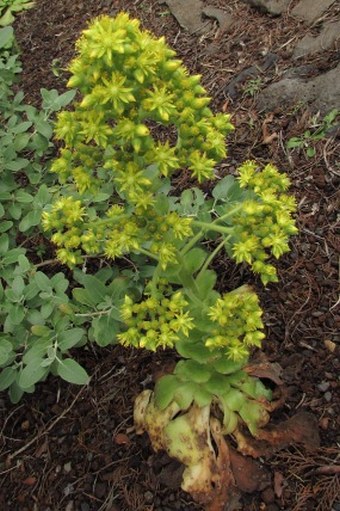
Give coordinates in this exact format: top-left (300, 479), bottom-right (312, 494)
top-left (63, 484), bottom-right (74, 497)
top-left (324, 391), bottom-right (332, 402)
top-left (21, 420), bottom-right (30, 431)
top-left (144, 491), bottom-right (154, 504)
top-left (64, 462), bottom-right (72, 473)
top-left (317, 381), bottom-right (330, 392)
top-left (319, 417), bottom-right (329, 430)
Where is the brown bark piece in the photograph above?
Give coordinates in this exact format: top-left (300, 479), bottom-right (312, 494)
top-left (229, 447), bottom-right (270, 493)
top-left (234, 411), bottom-right (320, 458)
top-left (245, 359), bottom-right (283, 386)
top-left (257, 411), bottom-right (320, 451)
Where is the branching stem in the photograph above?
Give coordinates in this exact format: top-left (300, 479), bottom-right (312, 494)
top-left (197, 236), bottom-right (230, 280)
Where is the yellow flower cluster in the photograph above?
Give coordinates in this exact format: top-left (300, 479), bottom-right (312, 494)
top-left (205, 285), bottom-right (265, 361)
top-left (44, 13), bottom-right (234, 267)
top-left (231, 161), bottom-right (298, 284)
top-left (41, 197), bottom-right (85, 230)
top-left (118, 291), bottom-right (194, 350)
top-left (43, 197), bottom-right (193, 268)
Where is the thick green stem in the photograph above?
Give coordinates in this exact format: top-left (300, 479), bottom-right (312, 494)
top-left (197, 236), bottom-right (230, 280)
top-left (192, 220), bottom-right (233, 236)
top-left (83, 214), bottom-right (129, 229)
top-left (176, 254), bottom-right (208, 309)
top-left (180, 229), bottom-right (205, 256)
top-left (150, 264), bottom-right (162, 296)
top-left (215, 203), bottom-right (243, 223)
top-left (137, 247), bottom-right (159, 261)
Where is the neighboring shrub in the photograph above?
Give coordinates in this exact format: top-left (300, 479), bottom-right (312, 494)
top-left (0, 26), bottom-right (89, 402)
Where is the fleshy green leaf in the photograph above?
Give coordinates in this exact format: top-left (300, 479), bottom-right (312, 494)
top-left (174, 381), bottom-right (196, 409)
top-left (213, 358), bottom-right (245, 375)
top-left (176, 339), bottom-right (213, 363)
top-left (175, 360), bottom-right (212, 384)
top-left (204, 373), bottom-right (230, 395)
top-left (154, 374), bottom-right (180, 410)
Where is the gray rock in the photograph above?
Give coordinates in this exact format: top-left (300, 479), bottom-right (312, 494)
top-left (291, 0), bottom-right (336, 25)
top-left (312, 64), bottom-right (340, 113)
top-left (283, 65), bottom-right (316, 79)
top-left (202, 7), bottom-right (234, 34)
top-left (159, 0), bottom-right (211, 34)
top-left (257, 77), bottom-right (311, 110)
top-left (240, 0), bottom-right (290, 16)
top-left (293, 20), bottom-right (340, 59)
top-left (257, 62), bottom-right (340, 114)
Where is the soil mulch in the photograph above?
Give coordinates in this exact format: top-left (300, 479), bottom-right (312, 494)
top-left (1, 1), bottom-right (339, 510)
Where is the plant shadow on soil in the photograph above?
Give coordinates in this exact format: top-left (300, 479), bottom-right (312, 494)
top-left (1, 0), bottom-right (339, 510)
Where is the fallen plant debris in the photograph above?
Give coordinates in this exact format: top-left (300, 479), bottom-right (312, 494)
top-left (135, 358), bottom-right (320, 509)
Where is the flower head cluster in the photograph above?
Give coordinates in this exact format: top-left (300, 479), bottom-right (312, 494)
top-left (231, 161), bottom-right (298, 284)
top-left (205, 285), bottom-right (265, 361)
top-left (52, 13), bottom-right (234, 191)
top-left (42, 192), bottom-right (193, 268)
top-left (118, 290), bottom-right (194, 351)
top-left (45, 13), bottom-right (234, 267)
top-left (42, 197), bottom-right (85, 230)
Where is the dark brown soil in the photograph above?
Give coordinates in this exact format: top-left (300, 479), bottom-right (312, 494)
top-left (1, 1), bottom-right (339, 510)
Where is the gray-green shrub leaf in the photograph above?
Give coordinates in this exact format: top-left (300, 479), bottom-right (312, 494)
top-left (58, 328), bottom-right (84, 351)
top-left (56, 358), bottom-right (90, 385)
top-left (19, 361), bottom-right (48, 389)
top-left (0, 367), bottom-right (16, 391)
